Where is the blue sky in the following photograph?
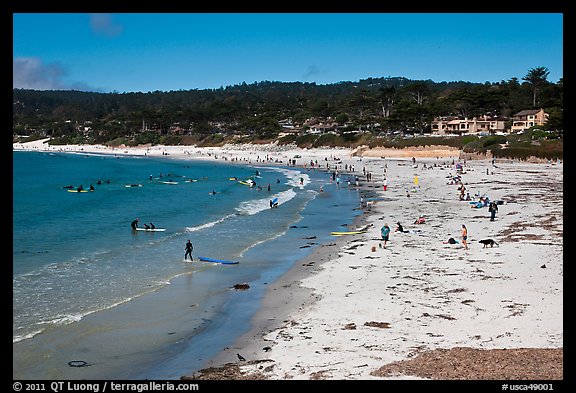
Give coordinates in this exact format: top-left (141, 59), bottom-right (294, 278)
top-left (13, 13), bottom-right (563, 93)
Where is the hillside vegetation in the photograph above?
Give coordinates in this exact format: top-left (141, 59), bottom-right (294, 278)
top-left (13, 71), bottom-right (563, 160)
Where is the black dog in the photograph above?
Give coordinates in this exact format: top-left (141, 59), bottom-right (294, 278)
top-left (479, 239), bottom-right (499, 248)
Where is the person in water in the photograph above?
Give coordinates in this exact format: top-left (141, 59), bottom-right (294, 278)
top-left (131, 218), bottom-right (139, 230)
top-left (143, 223), bottom-right (150, 229)
top-left (150, 222), bottom-right (155, 229)
top-left (184, 239), bottom-right (194, 261)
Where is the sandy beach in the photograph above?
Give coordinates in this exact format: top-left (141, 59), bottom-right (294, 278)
top-left (14, 139), bottom-right (563, 381)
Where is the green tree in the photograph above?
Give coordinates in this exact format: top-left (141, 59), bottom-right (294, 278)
top-left (544, 107), bottom-right (563, 132)
top-left (335, 113), bottom-right (349, 125)
top-left (523, 66), bottom-right (550, 107)
top-left (405, 81), bottom-right (429, 106)
top-left (378, 86), bottom-right (396, 117)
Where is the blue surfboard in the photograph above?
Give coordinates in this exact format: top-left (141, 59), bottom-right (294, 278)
top-left (198, 256), bottom-right (239, 265)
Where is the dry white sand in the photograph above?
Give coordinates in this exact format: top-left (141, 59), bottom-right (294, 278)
top-left (14, 138), bottom-right (563, 380)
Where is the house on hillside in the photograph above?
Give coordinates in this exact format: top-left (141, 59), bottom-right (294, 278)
top-left (278, 117), bottom-right (304, 137)
top-left (510, 108), bottom-right (548, 133)
top-left (431, 115), bottom-right (507, 136)
top-left (302, 117), bottom-right (338, 134)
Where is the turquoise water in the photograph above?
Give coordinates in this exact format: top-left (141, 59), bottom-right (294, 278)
top-left (13, 150), bottom-right (362, 379)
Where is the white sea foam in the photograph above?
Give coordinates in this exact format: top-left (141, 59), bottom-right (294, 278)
top-left (264, 166), bottom-right (311, 189)
top-left (235, 188), bottom-right (297, 216)
top-left (13, 329), bottom-right (45, 343)
top-left (238, 227), bottom-right (289, 257)
top-left (185, 214), bottom-right (236, 232)
top-left (49, 314), bottom-right (84, 325)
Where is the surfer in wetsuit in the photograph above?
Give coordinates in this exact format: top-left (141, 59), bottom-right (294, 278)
top-left (184, 240), bottom-right (194, 261)
top-left (131, 218), bottom-right (139, 230)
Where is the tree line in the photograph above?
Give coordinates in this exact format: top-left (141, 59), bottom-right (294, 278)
top-left (13, 67), bottom-right (562, 146)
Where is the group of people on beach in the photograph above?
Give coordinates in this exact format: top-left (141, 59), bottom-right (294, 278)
top-left (377, 159), bottom-right (501, 251)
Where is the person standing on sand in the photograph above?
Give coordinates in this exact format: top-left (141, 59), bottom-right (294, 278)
top-left (380, 223), bottom-right (391, 249)
top-left (185, 239), bottom-right (194, 261)
top-left (383, 178), bottom-right (388, 191)
top-left (461, 224), bottom-right (468, 250)
top-left (489, 201), bottom-right (498, 221)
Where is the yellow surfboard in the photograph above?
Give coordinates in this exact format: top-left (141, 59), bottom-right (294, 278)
top-left (330, 231), bottom-right (367, 236)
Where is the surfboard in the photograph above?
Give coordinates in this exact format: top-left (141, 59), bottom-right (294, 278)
top-left (161, 181), bottom-right (178, 185)
top-left (184, 179), bottom-right (198, 183)
top-left (330, 230), bottom-right (367, 236)
top-left (67, 189), bottom-right (91, 192)
top-left (135, 228), bottom-right (166, 232)
top-left (198, 256), bottom-right (239, 265)
top-left (238, 181), bottom-right (251, 186)
top-left (125, 184), bottom-right (142, 188)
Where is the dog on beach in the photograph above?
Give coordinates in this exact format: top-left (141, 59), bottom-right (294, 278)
top-left (479, 239), bottom-right (499, 248)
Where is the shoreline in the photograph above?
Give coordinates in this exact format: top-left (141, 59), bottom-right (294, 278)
top-left (12, 139), bottom-right (368, 380)
top-left (13, 139), bottom-right (563, 381)
top-left (194, 196), bottom-right (372, 374)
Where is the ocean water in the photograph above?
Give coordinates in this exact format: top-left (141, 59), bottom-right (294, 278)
top-left (13, 150), bottom-right (362, 379)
